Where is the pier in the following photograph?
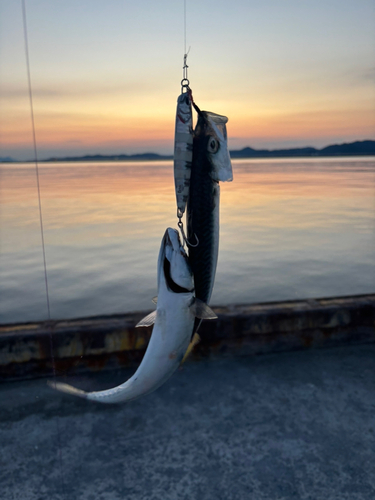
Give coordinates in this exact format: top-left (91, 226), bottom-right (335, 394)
top-left (1, 294), bottom-right (375, 499)
top-left (1, 294), bottom-right (374, 381)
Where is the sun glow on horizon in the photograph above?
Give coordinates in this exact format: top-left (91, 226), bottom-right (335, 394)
top-left (1, 0), bottom-right (374, 160)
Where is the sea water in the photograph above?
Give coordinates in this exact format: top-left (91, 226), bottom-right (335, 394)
top-left (0, 157), bottom-right (374, 324)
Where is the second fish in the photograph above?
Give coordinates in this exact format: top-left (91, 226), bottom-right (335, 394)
top-left (187, 109), bottom-right (233, 305)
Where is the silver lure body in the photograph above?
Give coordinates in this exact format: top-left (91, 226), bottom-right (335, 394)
top-left (187, 111), bottom-right (233, 305)
top-left (174, 92), bottom-right (193, 217)
top-left (51, 229), bottom-right (197, 403)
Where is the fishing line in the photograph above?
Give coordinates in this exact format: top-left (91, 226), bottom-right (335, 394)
top-left (21, 0), bottom-right (51, 322)
top-left (21, 1), bottom-right (66, 497)
top-left (181, 0), bottom-right (190, 92)
top-left (184, 0), bottom-right (187, 56)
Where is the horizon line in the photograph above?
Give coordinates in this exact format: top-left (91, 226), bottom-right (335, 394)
top-left (1, 139), bottom-right (374, 163)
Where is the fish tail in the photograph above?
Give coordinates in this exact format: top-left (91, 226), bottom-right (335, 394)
top-left (180, 333), bottom-right (201, 365)
top-left (47, 380), bottom-right (88, 399)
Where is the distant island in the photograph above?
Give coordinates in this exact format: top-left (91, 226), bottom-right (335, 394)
top-left (1, 140), bottom-right (374, 163)
top-left (0, 153), bottom-right (174, 163)
top-left (230, 140), bottom-right (375, 159)
top-left (41, 152), bottom-right (174, 162)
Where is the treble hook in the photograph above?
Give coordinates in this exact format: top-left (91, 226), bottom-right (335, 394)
top-left (177, 217), bottom-right (199, 248)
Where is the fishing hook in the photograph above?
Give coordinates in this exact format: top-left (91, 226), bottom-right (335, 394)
top-left (177, 217), bottom-right (199, 248)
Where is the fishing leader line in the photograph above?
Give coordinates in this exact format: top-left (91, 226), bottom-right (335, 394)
top-left (184, 0), bottom-right (187, 55)
top-left (21, 1), bottom-right (66, 497)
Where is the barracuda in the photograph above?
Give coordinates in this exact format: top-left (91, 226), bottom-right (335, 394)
top-left (187, 110), bottom-right (233, 305)
top-left (49, 228), bottom-right (216, 403)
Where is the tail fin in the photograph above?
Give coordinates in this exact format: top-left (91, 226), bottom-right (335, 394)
top-left (47, 380), bottom-right (88, 399)
top-left (180, 333), bottom-right (201, 365)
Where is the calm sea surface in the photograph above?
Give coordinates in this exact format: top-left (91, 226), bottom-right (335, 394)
top-left (0, 158), bottom-right (374, 324)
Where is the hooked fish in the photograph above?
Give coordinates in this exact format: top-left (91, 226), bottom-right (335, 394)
top-left (174, 91), bottom-right (193, 218)
top-left (187, 110), bottom-right (233, 305)
top-left (49, 228), bottom-right (216, 403)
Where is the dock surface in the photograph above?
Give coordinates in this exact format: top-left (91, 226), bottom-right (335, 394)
top-left (1, 343), bottom-right (375, 500)
top-left (1, 294), bottom-right (374, 381)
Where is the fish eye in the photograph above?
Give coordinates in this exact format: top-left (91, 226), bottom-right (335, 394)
top-left (207, 137), bottom-right (219, 153)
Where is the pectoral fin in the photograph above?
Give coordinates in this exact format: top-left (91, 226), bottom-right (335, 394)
top-left (191, 299), bottom-right (217, 319)
top-left (136, 310), bottom-right (157, 327)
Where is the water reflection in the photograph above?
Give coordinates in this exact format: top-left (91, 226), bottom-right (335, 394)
top-left (1, 158), bottom-right (374, 323)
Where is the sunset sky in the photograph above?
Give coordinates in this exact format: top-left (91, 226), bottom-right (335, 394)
top-left (1, 0), bottom-right (374, 161)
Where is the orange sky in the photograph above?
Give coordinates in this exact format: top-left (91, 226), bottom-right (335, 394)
top-left (1, 0), bottom-right (374, 160)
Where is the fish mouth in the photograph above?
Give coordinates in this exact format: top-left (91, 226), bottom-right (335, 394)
top-left (161, 228), bottom-right (194, 293)
top-left (203, 111), bottom-right (228, 141)
top-left (164, 227), bottom-right (179, 251)
top-left (163, 257), bottom-right (192, 294)
top-left (196, 111), bottom-right (233, 183)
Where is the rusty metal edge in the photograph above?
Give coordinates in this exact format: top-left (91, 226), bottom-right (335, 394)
top-left (0, 294), bottom-right (374, 381)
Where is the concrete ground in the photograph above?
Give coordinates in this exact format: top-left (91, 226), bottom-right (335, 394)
top-left (1, 344), bottom-right (375, 500)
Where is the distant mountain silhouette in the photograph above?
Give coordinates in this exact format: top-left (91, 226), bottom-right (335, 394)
top-left (230, 140), bottom-right (375, 158)
top-left (7, 139), bottom-right (375, 163)
top-left (43, 153), bottom-right (173, 162)
top-left (318, 140), bottom-right (375, 156)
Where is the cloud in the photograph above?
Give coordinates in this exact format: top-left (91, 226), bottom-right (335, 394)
top-left (0, 81), bottom-right (155, 100)
top-left (338, 66), bottom-right (375, 86)
top-left (361, 67), bottom-right (375, 81)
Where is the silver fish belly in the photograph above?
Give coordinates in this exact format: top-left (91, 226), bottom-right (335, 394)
top-left (49, 228), bottom-right (216, 404)
top-left (187, 111), bottom-right (233, 304)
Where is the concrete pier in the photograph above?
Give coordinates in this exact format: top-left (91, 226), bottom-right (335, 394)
top-left (1, 344), bottom-right (375, 499)
top-left (1, 294), bottom-right (375, 499)
top-left (1, 294), bottom-right (374, 381)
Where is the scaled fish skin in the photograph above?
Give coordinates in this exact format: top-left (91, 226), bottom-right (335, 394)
top-left (49, 228), bottom-right (216, 403)
top-left (187, 110), bottom-right (233, 305)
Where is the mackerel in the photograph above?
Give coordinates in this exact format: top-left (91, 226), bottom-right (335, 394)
top-left (49, 228), bottom-right (216, 403)
top-left (187, 110), bottom-right (233, 304)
